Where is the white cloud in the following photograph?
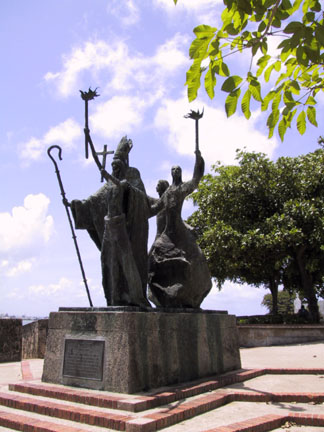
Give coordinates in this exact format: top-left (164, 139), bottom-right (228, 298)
top-left (90, 96), bottom-right (146, 139)
top-left (154, 35), bottom-right (190, 72)
top-left (43, 36), bottom-right (189, 141)
top-left (154, 0), bottom-right (221, 23)
top-left (20, 118), bottom-right (81, 162)
top-left (154, 95), bottom-right (278, 167)
top-left (5, 259), bottom-right (35, 277)
top-left (0, 194), bottom-right (54, 253)
top-left (29, 277), bottom-right (73, 296)
top-left (201, 281), bottom-right (267, 315)
top-left (108, 0), bottom-right (140, 26)
top-left (155, 0), bottom-right (219, 11)
top-left (44, 36), bottom-right (188, 99)
top-left (44, 40), bottom-right (128, 97)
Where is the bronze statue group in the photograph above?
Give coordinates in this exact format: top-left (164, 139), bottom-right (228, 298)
top-left (52, 91), bottom-right (211, 309)
top-left (65, 135), bottom-right (211, 309)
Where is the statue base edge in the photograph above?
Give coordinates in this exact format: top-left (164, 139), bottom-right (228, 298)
top-left (59, 306), bottom-right (228, 314)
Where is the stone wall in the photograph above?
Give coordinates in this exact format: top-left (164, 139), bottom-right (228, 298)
top-left (22, 319), bottom-right (48, 359)
top-left (238, 324), bottom-right (324, 347)
top-left (0, 319), bottom-right (22, 362)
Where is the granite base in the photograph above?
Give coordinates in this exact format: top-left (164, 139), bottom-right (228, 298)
top-left (42, 309), bottom-right (241, 394)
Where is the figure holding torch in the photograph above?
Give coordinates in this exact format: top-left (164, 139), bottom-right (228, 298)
top-left (184, 108), bottom-right (204, 153)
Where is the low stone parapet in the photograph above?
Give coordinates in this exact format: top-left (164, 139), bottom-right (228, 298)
top-left (0, 319), bottom-right (22, 362)
top-left (22, 319), bottom-right (48, 359)
top-left (238, 324), bottom-right (324, 347)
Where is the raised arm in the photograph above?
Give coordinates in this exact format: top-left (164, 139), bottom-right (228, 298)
top-left (182, 150), bottom-right (205, 196)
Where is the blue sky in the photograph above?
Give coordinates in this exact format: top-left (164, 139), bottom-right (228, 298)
top-left (1, 0), bottom-right (323, 318)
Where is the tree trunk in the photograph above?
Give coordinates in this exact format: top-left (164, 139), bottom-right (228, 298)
top-left (269, 277), bottom-right (278, 315)
top-left (296, 247), bottom-right (319, 323)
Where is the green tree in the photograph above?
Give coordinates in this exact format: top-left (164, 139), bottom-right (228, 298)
top-left (173, 0), bottom-right (324, 141)
top-left (188, 149), bottom-right (324, 321)
top-left (262, 290), bottom-right (296, 314)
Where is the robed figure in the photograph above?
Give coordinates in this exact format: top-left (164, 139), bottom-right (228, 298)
top-left (148, 150), bottom-right (212, 308)
top-left (70, 137), bottom-right (150, 308)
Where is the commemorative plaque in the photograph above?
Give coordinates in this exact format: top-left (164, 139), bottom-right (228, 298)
top-left (63, 339), bottom-right (104, 380)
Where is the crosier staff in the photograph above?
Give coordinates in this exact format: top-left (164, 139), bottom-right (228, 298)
top-left (47, 145), bottom-right (93, 307)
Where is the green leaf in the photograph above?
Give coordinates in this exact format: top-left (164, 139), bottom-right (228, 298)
top-left (189, 37), bottom-right (211, 59)
top-left (296, 46), bottom-right (308, 66)
top-left (257, 55), bottom-right (271, 77)
top-left (262, 90), bottom-right (276, 111)
top-left (225, 89), bottom-right (241, 117)
top-left (233, 10), bottom-right (243, 29)
top-left (261, 39), bottom-right (268, 55)
top-left (307, 106), bottom-right (318, 127)
top-left (187, 82), bottom-right (200, 102)
top-left (281, 0), bottom-right (293, 9)
top-left (257, 54), bottom-right (271, 66)
top-left (277, 39), bottom-right (290, 50)
top-left (290, 80), bottom-right (301, 93)
top-left (283, 21), bottom-right (304, 34)
top-left (310, 0), bottom-right (321, 12)
top-left (221, 75), bottom-right (243, 92)
top-left (186, 59), bottom-right (202, 102)
top-left (297, 110), bottom-right (306, 135)
top-left (264, 64), bottom-right (275, 82)
top-left (252, 41), bottom-right (261, 56)
top-left (221, 7), bottom-right (234, 28)
top-left (241, 89), bottom-right (251, 119)
top-left (220, 62), bottom-right (230, 77)
top-left (193, 25), bottom-right (217, 39)
top-left (258, 20), bottom-right (267, 33)
top-left (237, 0), bottom-right (252, 15)
top-left (205, 63), bottom-right (216, 99)
top-left (225, 23), bottom-right (240, 35)
top-left (303, 11), bottom-right (315, 23)
top-left (315, 25), bottom-right (324, 47)
top-left (249, 80), bottom-right (262, 102)
top-left (306, 95), bottom-right (316, 105)
top-left (267, 108), bottom-right (280, 138)
top-left (278, 118), bottom-right (288, 141)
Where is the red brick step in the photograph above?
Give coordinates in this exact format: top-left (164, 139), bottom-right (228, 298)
top-left (0, 409), bottom-right (90, 432)
top-left (0, 392), bottom-right (131, 430)
top-left (8, 368), bottom-right (264, 413)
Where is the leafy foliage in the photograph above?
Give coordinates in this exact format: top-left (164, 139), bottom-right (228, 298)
top-left (262, 290), bottom-right (296, 314)
top-left (173, 0), bottom-right (324, 141)
top-left (188, 149), bottom-right (324, 321)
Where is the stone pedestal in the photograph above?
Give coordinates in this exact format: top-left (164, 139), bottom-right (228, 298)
top-left (42, 308), bottom-right (241, 394)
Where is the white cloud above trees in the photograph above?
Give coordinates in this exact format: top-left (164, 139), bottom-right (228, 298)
top-left (154, 95), bottom-right (279, 167)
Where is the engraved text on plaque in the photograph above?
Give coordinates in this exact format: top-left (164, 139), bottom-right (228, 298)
top-left (63, 339), bottom-right (104, 380)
